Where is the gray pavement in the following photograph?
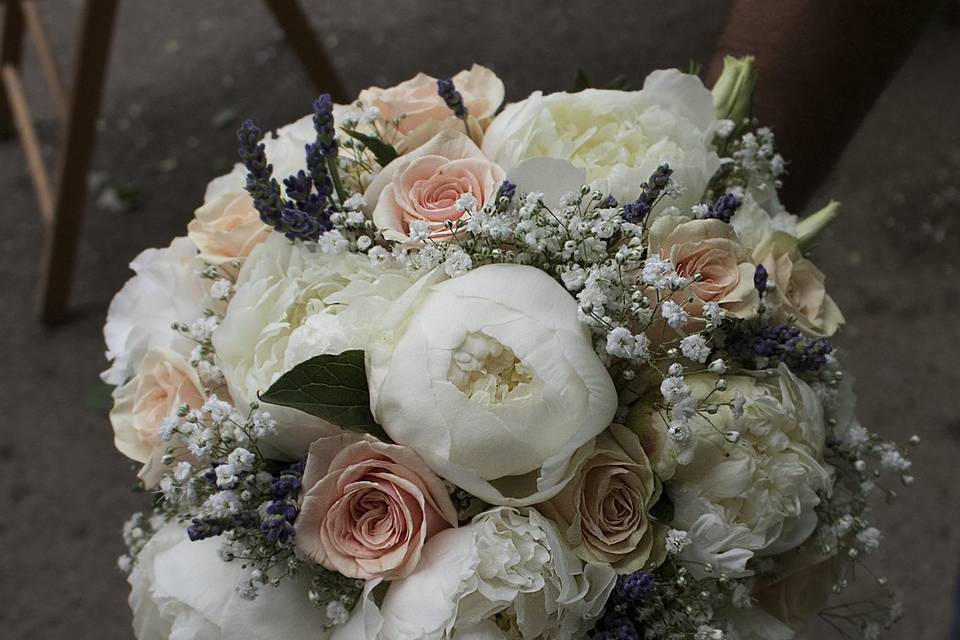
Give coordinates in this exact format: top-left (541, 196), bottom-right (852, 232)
top-left (0, 2), bottom-right (957, 638)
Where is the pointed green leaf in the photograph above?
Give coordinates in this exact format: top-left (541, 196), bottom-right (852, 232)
top-left (259, 350), bottom-right (388, 440)
top-left (342, 129), bottom-right (399, 168)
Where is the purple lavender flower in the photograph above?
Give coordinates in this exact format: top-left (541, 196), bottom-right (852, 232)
top-left (437, 77), bottom-right (468, 118)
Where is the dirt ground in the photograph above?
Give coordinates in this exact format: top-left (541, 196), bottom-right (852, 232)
top-left (0, 2), bottom-right (957, 638)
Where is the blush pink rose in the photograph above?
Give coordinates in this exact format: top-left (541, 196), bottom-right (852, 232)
top-left (649, 216), bottom-right (759, 319)
top-left (295, 432), bottom-right (458, 581)
top-left (110, 347), bottom-right (206, 488)
top-left (365, 131), bottom-right (505, 242)
top-left (359, 65), bottom-right (504, 151)
top-left (753, 232), bottom-right (844, 337)
top-left (187, 168), bottom-right (271, 271)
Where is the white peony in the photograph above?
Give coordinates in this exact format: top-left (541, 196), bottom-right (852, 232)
top-left (481, 69), bottom-right (721, 210)
top-left (128, 522), bottom-right (331, 640)
top-left (639, 365), bottom-right (832, 576)
top-left (378, 507), bottom-right (616, 640)
top-left (366, 264), bottom-right (618, 506)
top-left (212, 234), bottom-right (415, 458)
top-left (102, 237), bottom-right (212, 385)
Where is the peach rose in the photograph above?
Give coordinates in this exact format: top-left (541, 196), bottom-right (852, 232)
top-left (110, 347), bottom-right (205, 488)
top-left (359, 65), bottom-right (504, 151)
top-left (295, 432), bottom-right (458, 580)
top-left (540, 424), bottom-right (667, 573)
top-left (753, 232), bottom-right (844, 337)
top-left (187, 168), bottom-right (271, 270)
top-left (365, 131), bottom-right (505, 242)
top-left (649, 216), bottom-right (759, 318)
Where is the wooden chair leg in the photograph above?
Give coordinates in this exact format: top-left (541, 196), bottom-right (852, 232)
top-left (38, 0), bottom-right (118, 325)
top-left (262, 0), bottom-right (348, 103)
top-left (0, 1), bottom-right (25, 139)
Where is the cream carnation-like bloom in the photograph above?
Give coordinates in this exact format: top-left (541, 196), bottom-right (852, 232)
top-left (377, 507), bottom-right (616, 640)
top-left (366, 264), bottom-right (619, 506)
top-left (635, 365), bottom-right (832, 576)
top-left (212, 234), bottom-right (416, 458)
top-left (102, 237), bottom-right (213, 386)
top-left (481, 69), bottom-right (721, 210)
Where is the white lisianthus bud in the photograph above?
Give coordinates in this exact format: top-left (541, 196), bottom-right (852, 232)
top-left (711, 55), bottom-right (756, 125)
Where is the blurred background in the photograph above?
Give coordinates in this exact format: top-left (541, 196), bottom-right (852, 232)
top-left (0, 1), bottom-right (957, 638)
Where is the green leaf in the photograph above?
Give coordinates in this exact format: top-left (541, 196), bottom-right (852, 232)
top-left (82, 380), bottom-right (115, 415)
top-left (572, 68), bottom-right (591, 92)
top-left (342, 129), bottom-right (399, 168)
top-left (259, 350), bottom-right (388, 440)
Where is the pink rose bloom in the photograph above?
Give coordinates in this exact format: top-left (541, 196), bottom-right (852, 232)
top-left (110, 347), bottom-right (205, 488)
top-left (365, 131), bottom-right (505, 242)
top-left (649, 216), bottom-right (759, 319)
top-left (187, 168), bottom-right (271, 271)
top-left (295, 432), bottom-right (458, 581)
top-left (359, 65), bottom-right (504, 151)
top-left (753, 232), bottom-right (844, 337)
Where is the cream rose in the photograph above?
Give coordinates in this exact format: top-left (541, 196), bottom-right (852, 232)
top-left (359, 65), bottom-right (504, 152)
top-left (129, 522), bottom-right (334, 639)
top-left (366, 264), bottom-right (619, 506)
top-left (187, 164), bottom-right (270, 269)
top-left (635, 365), bottom-right (832, 575)
top-left (110, 347), bottom-right (205, 488)
top-left (365, 131), bottom-right (505, 241)
top-left (482, 69), bottom-right (721, 210)
top-left (540, 423), bottom-right (667, 573)
top-left (295, 432), bottom-right (458, 580)
top-left (378, 507), bottom-right (616, 640)
top-left (102, 237), bottom-right (213, 385)
top-left (212, 234), bottom-right (416, 458)
top-left (649, 215), bottom-right (759, 318)
top-left (753, 232), bottom-right (844, 337)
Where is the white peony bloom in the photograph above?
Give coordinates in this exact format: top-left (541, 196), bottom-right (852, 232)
top-left (128, 522), bottom-right (331, 640)
top-left (482, 69), bottom-right (721, 210)
top-left (378, 507), bottom-right (616, 640)
top-left (212, 234), bottom-right (415, 458)
top-left (366, 264), bottom-right (619, 506)
top-left (102, 237), bottom-right (212, 385)
top-left (638, 365), bottom-right (832, 575)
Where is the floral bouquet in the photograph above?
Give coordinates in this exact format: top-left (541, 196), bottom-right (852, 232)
top-left (105, 58), bottom-right (915, 640)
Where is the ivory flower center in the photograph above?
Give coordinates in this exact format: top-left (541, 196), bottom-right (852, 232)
top-left (447, 332), bottom-right (535, 405)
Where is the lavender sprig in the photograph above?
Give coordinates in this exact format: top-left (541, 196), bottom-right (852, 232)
top-left (437, 77), bottom-right (471, 136)
top-left (622, 163), bottom-right (673, 223)
top-left (237, 94), bottom-right (346, 242)
top-left (237, 119), bottom-right (285, 233)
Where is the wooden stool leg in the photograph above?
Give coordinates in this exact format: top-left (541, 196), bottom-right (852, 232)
top-left (262, 0), bottom-right (347, 102)
top-left (38, 0), bottom-right (118, 325)
top-left (0, 1), bottom-right (26, 138)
